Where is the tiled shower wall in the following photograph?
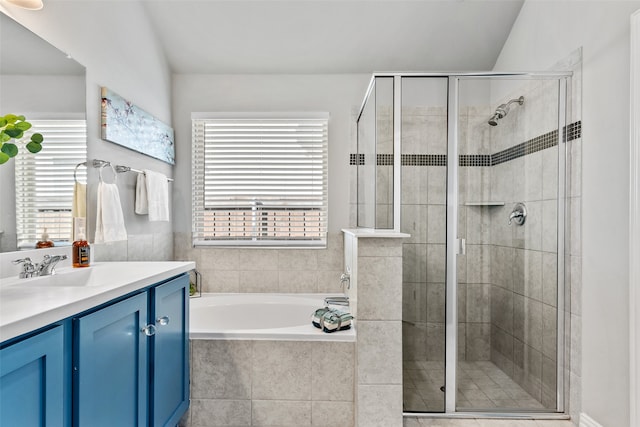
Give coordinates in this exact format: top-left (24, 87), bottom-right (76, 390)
top-left (172, 232), bottom-right (345, 294)
top-left (401, 105), bottom-right (493, 364)
top-left (351, 66), bottom-right (582, 419)
top-left (486, 79), bottom-right (564, 409)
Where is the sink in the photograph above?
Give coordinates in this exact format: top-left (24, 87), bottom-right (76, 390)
top-left (0, 267), bottom-right (98, 288)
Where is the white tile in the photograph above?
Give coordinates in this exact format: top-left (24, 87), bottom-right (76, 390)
top-left (357, 385), bottom-right (403, 427)
top-left (357, 257), bottom-right (402, 320)
top-left (278, 270), bottom-right (317, 293)
top-left (252, 400), bottom-right (311, 426)
top-left (239, 270), bottom-right (278, 293)
top-left (189, 399), bottom-right (251, 427)
top-left (311, 401), bottom-right (354, 427)
top-left (191, 340), bottom-right (252, 399)
top-left (312, 342), bottom-right (355, 401)
top-left (358, 321), bottom-right (402, 384)
top-left (252, 341), bottom-right (313, 400)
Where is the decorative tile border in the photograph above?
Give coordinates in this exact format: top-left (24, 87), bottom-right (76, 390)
top-left (378, 154), bottom-right (394, 166)
top-left (349, 153), bottom-right (365, 165)
top-left (350, 121), bottom-right (581, 166)
top-left (460, 154), bottom-right (492, 167)
top-left (401, 154), bottom-right (446, 166)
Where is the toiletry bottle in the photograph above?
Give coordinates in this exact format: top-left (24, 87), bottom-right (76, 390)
top-left (36, 228), bottom-right (54, 248)
top-left (72, 228), bottom-right (90, 268)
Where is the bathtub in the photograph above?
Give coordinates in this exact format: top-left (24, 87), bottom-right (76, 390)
top-left (189, 293), bottom-right (356, 342)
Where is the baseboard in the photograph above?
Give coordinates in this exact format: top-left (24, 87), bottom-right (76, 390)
top-left (580, 413), bottom-right (603, 427)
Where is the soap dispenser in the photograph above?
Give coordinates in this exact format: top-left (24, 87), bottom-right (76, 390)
top-left (36, 228), bottom-right (54, 248)
top-left (72, 227), bottom-right (90, 268)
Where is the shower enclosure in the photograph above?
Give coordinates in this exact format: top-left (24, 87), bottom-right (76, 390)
top-left (356, 73), bottom-right (572, 415)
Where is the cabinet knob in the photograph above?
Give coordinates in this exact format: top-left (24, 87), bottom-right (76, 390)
top-left (141, 324), bottom-right (157, 336)
top-left (157, 316), bottom-right (170, 326)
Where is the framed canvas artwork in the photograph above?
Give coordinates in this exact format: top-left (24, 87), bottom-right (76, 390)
top-left (101, 87), bottom-right (175, 164)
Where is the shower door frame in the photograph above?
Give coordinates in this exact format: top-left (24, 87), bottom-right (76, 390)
top-left (369, 72), bottom-right (573, 418)
top-left (445, 73), bottom-right (569, 417)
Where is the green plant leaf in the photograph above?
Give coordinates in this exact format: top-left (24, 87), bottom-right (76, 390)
top-left (0, 118), bottom-right (6, 128)
top-left (0, 132), bottom-right (9, 143)
top-left (1, 143), bottom-right (18, 157)
top-left (15, 121), bottom-right (31, 131)
top-left (26, 141), bottom-right (42, 153)
top-left (31, 133), bottom-right (44, 143)
top-left (17, 115), bottom-right (25, 121)
top-left (4, 114), bottom-right (18, 124)
top-left (4, 128), bottom-right (23, 138)
top-left (0, 152), bottom-right (9, 164)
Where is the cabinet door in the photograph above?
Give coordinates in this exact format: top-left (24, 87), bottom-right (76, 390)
top-left (75, 292), bottom-right (148, 427)
top-left (0, 326), bottom-right (65, 427)
top-left (151, 274), bottom-right (189, 427)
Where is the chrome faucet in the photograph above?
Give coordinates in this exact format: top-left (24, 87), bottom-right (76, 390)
top-left (13, 254), bottom-right (68, 278)
top-left (13, 257), bottom-right (37, 278)
top-left (340, 272), bottom-right (350, 289)
top-left (324, 296), bottom-right (349, 306)
top-left (36, 254), bottom-right (68, 276)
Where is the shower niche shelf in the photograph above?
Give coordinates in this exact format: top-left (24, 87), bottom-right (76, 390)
top-left (464, 201), bottom-right (505, 207)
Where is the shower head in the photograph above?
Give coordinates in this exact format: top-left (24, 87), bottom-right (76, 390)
top-left (487, 95), bottom-right (524, 126)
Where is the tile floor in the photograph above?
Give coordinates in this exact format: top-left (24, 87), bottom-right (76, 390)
top-left (404, 360), bottom-right (547, 412)
top-left (404, 419), bottom-right (574, 427)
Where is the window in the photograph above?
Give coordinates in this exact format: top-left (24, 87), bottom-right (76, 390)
top-left (15, 119), bottom-right (87, 247)
top-left (192, 113), bottom-right (328, 247)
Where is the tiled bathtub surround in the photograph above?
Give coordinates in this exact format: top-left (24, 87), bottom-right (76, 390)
top-left (173, 232), bottom-right (345, 294)
top-left (182, 340), bottom-right (355, 427)
top-left (344, 233), bottom-right (406, 427)
top-left (92, 232), bottom-right (174, 261)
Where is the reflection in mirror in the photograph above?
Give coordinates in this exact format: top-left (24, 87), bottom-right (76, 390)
top-left (0, 13), bottom-right (87, 252)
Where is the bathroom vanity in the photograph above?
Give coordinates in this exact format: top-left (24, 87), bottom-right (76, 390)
top-left (0, 261), bottom-right (194, 427)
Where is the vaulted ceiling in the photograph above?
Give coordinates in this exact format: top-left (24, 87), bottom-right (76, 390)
top-left (142, 0), bottom-right (525, 74)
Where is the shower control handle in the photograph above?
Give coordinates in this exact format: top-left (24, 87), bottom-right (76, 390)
top-left (508, 203), bottom-right (527, 226)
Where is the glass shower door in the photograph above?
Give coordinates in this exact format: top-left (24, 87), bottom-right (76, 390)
top-left (401, 77), bottom-right (449, 413)
top-left (454, 76), bottom-right (565, 412)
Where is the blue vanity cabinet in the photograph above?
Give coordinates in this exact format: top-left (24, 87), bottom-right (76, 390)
top-left (74, 292), bottom-right (149, 427)
top-left (0, 325), bottom-right (66, 427)
top-left (73, 273), bottom-right (190, 427)
top-left (150, 275), bottom-right (189, 427)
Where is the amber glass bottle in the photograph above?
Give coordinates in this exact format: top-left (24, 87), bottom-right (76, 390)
top-left (36, 228), bottom-right (54, 248)
top-left (72, 228), bottom-right (90, 268)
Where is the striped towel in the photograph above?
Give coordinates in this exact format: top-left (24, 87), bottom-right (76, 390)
top-left (312, 307), bottom-right (353, 333)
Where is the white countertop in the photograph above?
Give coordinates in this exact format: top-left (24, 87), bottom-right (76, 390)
top-left (0, 261), bottom-right (195, 343)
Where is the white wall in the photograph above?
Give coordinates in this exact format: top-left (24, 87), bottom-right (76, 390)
top-left (1, 1), bottom-right (173, 240)
top-left (172, 74), bottom-right (370, 235)
top-left (495, 1), bottom-right (640, 426)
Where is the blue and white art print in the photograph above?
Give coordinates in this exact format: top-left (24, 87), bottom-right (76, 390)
top-left (101, 87), bottom-right (175, 164)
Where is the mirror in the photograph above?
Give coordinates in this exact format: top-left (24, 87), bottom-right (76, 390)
top-left (0, 13), bottom-right (86, 252)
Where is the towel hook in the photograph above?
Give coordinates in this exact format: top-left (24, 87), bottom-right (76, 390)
top-left (99, 162), bottom-right (117, 184)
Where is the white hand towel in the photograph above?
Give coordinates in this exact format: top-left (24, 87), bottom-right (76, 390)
top-left (135, 173), bottom-right (149, 215)
top-left (143, 169), bottom-right (169, 222)
top-left (95, 181), bottom-right (128, 243)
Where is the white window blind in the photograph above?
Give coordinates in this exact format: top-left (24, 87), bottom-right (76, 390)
top-left (15, 119), bottom-right (87, 247)
top-left (192, 114), bottom-right (328, 247)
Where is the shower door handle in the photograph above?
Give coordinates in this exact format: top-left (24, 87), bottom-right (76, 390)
top-left (456, 238), bottom-right (466, 255)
